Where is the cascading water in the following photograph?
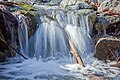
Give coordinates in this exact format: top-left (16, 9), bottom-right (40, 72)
top-left (34, 16), bottom-right (70, 61)
top-left (17, 10), bottom-right (93, 63)
top-left (1, 9), bottom-right (120, 80)
top-left (18, 15), bottom-right (29, 57)
top-left (65, 11), bottom-right (93, 56)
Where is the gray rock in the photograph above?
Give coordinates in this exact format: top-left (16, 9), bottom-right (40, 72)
top-left (67, 2), bottom-right (93, 10)
top-left (60, 0), bottom-right (93, 10)
top-left (94, 16), bottom-right (109, 36)
top-left (48, 0), bottom-right (62, 6)
top-left (98, 0), bottom-right (120, 12)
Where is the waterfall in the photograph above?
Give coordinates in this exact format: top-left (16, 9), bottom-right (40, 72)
top-left (17, 10), bottom-right (93, 62)
top-left (56, 11), bottom-right (93, 56)
top-left (18, 15), bottom-right (29, 57)
top-left (34, 16), bottom-right (70, 61)
top-left (65, 13), bottom-right (92, 56)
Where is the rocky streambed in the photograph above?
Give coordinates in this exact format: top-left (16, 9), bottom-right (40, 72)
top-left (0, 0), bottom-right (120, 80)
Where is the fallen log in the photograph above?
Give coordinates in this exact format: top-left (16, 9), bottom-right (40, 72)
top-left (53, 16), bottom-right (85, 67)
top-left (68, 40), bottom-right (85, 67)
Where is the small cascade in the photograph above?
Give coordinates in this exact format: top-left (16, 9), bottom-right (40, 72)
top-left (65, 11), bottom-right (92, 56)
top-left (34, 16), bottom-right (70, 61)
top-left (56, 10), bottom-right (93, 57)
top-left (17, 10), bottom-right (93, 62)
top-left (18, 15), bottom-right (29, 57)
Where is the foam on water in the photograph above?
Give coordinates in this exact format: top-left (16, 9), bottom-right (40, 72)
top-left (0, 58), bottom-right (120, 80)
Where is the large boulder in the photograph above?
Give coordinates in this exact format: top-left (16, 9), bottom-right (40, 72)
top-left (94, 37), bottom-right (120, 60)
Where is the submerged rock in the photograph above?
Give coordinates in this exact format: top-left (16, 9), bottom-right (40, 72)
top-left (94, 37), bottom-right (120, 60)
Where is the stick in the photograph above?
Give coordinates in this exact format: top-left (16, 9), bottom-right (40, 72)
top-left (9, 45), bottom-right (28, 59)
top-left (52, 17), bottom-right (85, 67)
top-left (68, 40), bottom-right (85, 67)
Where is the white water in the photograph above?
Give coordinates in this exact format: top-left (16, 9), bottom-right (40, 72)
top-left (18, 15), bottom-right (29, 57)
top-left (0, 58), bottom-right (120, 80)
top-left (17, 10), bottom-right (93, 62)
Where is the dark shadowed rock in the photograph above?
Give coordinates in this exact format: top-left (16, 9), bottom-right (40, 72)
top-left (94, 37), bottom-right (120, 60)
top-left (0, 32), bottom-right (9, 51)
top-left (0, 52), bottom-right (6, 61)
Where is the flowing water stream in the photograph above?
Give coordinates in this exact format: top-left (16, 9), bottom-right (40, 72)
top-left (0, 8), bottom-right (120, 80)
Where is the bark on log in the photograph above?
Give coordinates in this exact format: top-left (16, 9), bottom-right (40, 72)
top-left (44, 16), bottom-right (85, 67)
top-left (68, 40), bottom-right (85, 67)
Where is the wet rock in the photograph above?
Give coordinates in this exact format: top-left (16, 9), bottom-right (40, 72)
top-left (94, 37), bottom-right (120, 60)
top-left (0, 9), bottom-right (19, 59)
top-left (98, 0), bottom-right (120, 12)
top-left (0, 52), bottom-right (6, 61)
top-left (104, 15), bottom-right (120, 25)
top-left (0, 32), bottom-right (9, 51)
top-left (94, 16), bottom-right (109, 36)
top-left (60, 0), bottom-right (93, 10)
top-left (107, 21), bottom-right (120, 36)
top-left (48, 0), bottom-right (62, 6)
top-left (93, 14), bottom-right (120, 37)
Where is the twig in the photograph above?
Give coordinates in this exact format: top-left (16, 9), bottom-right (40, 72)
top-left (9, 45), bottom-right (28, 59)
top-left (68, 40), bottom-right (85, 67)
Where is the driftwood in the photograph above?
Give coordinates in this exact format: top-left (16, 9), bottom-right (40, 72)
top-left (54, 17), bottom-right (85, 67)
top-left (68, 40), bottom-right (85, 67)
